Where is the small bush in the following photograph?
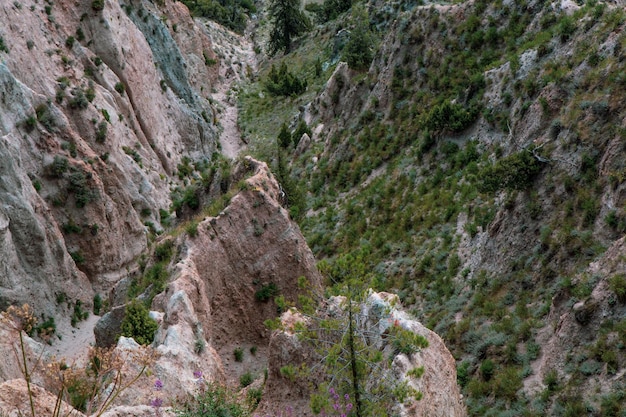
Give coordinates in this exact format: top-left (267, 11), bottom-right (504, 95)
top-left (255, 283), bottom-right (279, 302)
top-left (478, 149), bottom-right (543, 193)
top-left (65, 36), bottom-right (75, 48)
top-left (265, 62), bottom-right (307, 97)
top-left (0, 36), bottom-right (8, 53)
top-left (609, 274), bottom-right (626, 303)
top-left (154, 240), bottom-right (174, 263)
top-left (186, 221), bottom-right (199, 237)
top-left (115, 82), bottom-right (125, 94)
top-left (95, 121), bottom-right (107, 143)
top-left (175, 384), bottom-right (249, 417)
top-left (93, 293), bottom-right (103, 315)
top-left (70, 250), bottom-right (85, 265)
top-left (480, 359), bottom-right (495, 381)
top-left (92, 0), bottom-right (104, 11)
top-left (234, 347), bottom-right (244, 362)
top-left (120, 300), bottom-right (157, 345)
top-left (239, 372), bottom-right (253, 387)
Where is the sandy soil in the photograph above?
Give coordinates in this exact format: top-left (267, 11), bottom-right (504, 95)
top-left (47, 314), bottom-right (100, 364)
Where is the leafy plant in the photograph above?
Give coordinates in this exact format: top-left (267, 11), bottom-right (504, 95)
top-left (120, 300), bottom-right (157, 345)
top-left (255, 283), bottom-right (279, 302)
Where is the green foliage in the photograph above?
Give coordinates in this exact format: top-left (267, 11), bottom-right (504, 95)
top-left (423, 101), bottom-right (480, 133)
top-left (277, 123), bottom-right (292, 148)
top-left (343, 5), bottom-right (374, 71)
top-left (120, 300), bottom-right (157, 345)
top-left (114, 82), bottom-right (125, 94)
top-left (0, 36), bottom-right (9, 53)
top-left (68, 168), bottom-right (98, 208)
top-left (95, 121), bottom-right (107, 143)
top-left (292, 120), bottom-right (311, 146)
top-left (480, 359), bottom-right (495, 381)
top-left (265, 62), bottom-right (307, 97)
top-left (186, 220), bottom-right (199, 237)
top-left (255, 283), bottom-right (279, 302)
top-left (48, 156), bottom-right (69, 178)
top-left (35, 103), bottom-right (56, 132)
top-left (306, 0), bottom-right (352, 23)
top-left (608, 274), bottom-right (626, 303)
top-left (478, 149), bottom-right (543, 193)
top-left (179, 0), bottom-right (252, 34)
top-left (154, 240), bottom-right (175, 263)
top-left (175, 383), bottom-right (250, 417)
top-left (68, 87), bottom-right (89, 109)
top-left (234, 347), bottom-right (244, 362)
top-left (93, 294), bottom-right (103, 315)
top-left (268, 0), bottom-right (311, 55)
top-left (390, 324), bottom-right (429, 355)
top-left (91, 0), bottom-right (104, 11)
top-left (71, 300), bottom-right (89, 327)
top-left (35, 315), bottom-right (56, 341)
top-left (239, 372), bottom-right (254, 388)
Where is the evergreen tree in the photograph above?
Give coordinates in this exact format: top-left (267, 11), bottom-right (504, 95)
top-left (268, 0), bottom-right (311, 55)
top-left (278, 123), bottom-right (292, 149)
top-left (343, 4), bottom-right (374, 71)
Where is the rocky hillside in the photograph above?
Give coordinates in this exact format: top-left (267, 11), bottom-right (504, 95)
top-left (0, 0), bottom-right (222, 318)
top-left (0, 0), bottom-right (467, 416)
top-left (237, 0), bottom-right (626, 415)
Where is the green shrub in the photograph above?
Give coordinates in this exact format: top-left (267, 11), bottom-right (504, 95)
top-left (0, 36), bottom-right (9, 53)
top-left (93, 293), bottom-right (103, 315)
top-left (92, 0), bottom-right (104, 11)
top-left (114, 82), bottom-right (125, 94)
top-left (95, 121), bottom-right (107, 143)
top-left (255, 283), bottom-right (279, 302)
top-left (65, 36), bottom-right (75, 48)
top-left (234, 347), bottom-right (244, 362)
top-left (186, 221), bottom-right (199, 237)
top-left (23, 115), bottom-right (36, 132)
top-left (71, 300), bottom-right (89, 327)
top-left (265, 62), bottom-right (307, 97)
top-left (154, 240), bottom-right (175, 263)
top-left (609, 274), bottom-right (626, 303)
top-left (175, 383), bottom-right (250, 417)
top-left (423, 101), bottom-right (480, 133)
top-left (120, 300), bottom-right (157, 345)
top-left (478, 149), bottom-right (543, 193)
top-left (480, 359), bottom-right (494, 381)
top-left (239, 372), bottom-right (253, 387)
top-left (35, 103), bottom-right (56, 132)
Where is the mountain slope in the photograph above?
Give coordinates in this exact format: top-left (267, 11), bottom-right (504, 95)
top-left (239, 0), bottom-right (626, 414)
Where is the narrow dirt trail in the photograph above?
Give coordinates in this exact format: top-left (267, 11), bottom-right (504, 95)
top-left (204, 20), bottom-right (258, 159)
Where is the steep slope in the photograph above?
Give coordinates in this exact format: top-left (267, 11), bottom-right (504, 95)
top-left (0, 0), bottom-right (219, 319)
top-left (239, 0), bottom-right (626, 414)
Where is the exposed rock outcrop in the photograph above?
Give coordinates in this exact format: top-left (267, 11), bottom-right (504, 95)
top-left (0, 0), bottom-right (219, 320)
top-left (258, 292), bottom-right (467, 417)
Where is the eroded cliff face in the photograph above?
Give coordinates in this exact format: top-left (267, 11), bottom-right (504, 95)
top-left (257, 292), bottom-right (467, 417)
top-left (0, 0), bottom-right (219, 315)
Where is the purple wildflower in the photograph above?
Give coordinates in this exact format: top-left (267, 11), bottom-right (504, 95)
top-left (150, 397), bottom-right (163, 408)
top-left (193, 370), bottom-right (203, 379)
top-left (154, 379), bottom-right (163, 391)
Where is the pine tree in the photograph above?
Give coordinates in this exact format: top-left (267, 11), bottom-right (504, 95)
top-left (280, 251), bottom-right (428, 416)
top-left (268, 0), bottom-right (311, 55)
top-left (343, 4), bottom-right (374, 71)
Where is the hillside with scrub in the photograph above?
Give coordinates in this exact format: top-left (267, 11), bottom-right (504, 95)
top-left (0, 0), bottom-right (626, 416)
top-left (237, 0), bottom-right (626, 415)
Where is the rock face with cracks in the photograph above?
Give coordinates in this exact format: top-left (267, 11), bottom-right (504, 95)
top-left (257, 292), bottom-right (467, 417)
top-left (0, 0), bottom-right (219, 320)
